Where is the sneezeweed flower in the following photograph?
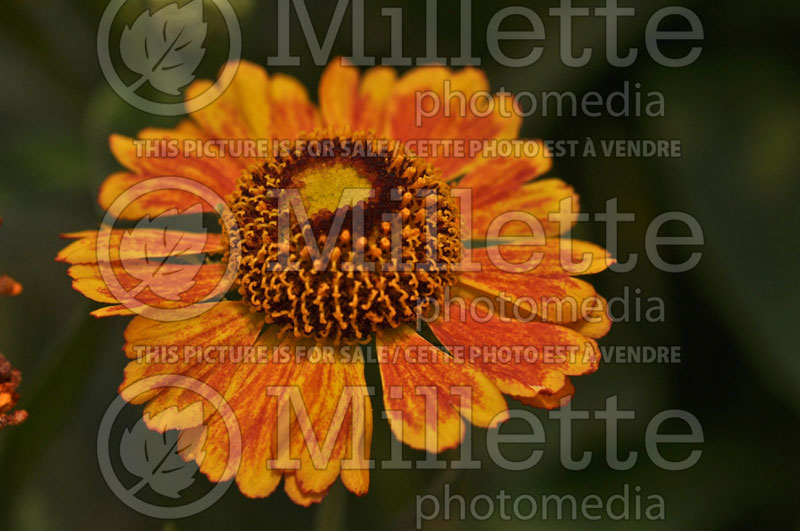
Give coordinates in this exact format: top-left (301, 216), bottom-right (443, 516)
top-left (58, 59), bottom-right (613, 505)
top-left (1, 217), bottom-right (26, 430)
top-left (0, 353), bottom-right (27, 430)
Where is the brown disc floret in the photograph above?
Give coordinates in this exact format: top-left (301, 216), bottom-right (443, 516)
top-left (227, 131), bottom-right (461, 344)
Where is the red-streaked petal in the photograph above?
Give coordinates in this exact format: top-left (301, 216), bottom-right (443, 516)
top-left (465, 240), bottom-right (614, 277)
top-left (514, 377), bottom-right (575, 410)
top-left (199, 336), bottom-right (371, 500)
top-left (562, 295), bottom-right (612, 339)
top-left (429, 294), bottom-right (599, 398)
top-left (57, 229), bottom-right (223, 265)
top-left (284, 474), bottom-right (327, 507)
top-left (387, 66), bottom-right (521, 181)
top-left (458, 140), bottom-right (552, 205)
top-left (354, 66), bottom-right (397, 134)
top-left (285, 346), bottom-right (371, 496)
top-left (185, 60), bottom-right (271, 140)
top-left (319, 58), bottom-right (399, 136)
top-left (197, 328), bottom-right (292, 495)
top-left (457, 273), bottom-right (600, 325)
top-left (466, 179), bottom-right (578, 240)
top-left (119, 301), bottom-right (264, 413)
top-left (376, 325), bottom-right (507, 453)
top-left (319, 58), bottom-right (359, 130)
top-left (334, 362), bottom-right (372, 497)
top-left (108, 134), bottom-right (245, 198)
top-left (269, 74), bottom-right (321, 139)
top-left (68, 261), bottom-right (228, 312)
top-left (89, 305), bottom-right (133, 318)
top-left (98, 172), bottom-right (230, 220)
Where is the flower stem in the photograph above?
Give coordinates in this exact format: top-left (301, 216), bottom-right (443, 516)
top-left (313, 481), bottom-right (347, 531)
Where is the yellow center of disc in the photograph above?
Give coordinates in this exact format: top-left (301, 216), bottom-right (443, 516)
top-left (295, 162), bottom-right (373, 216)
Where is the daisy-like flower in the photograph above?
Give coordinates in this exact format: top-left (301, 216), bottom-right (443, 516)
top-left (58, 59), bottom-right (613, 505)
top-left (1, 217), bottom-right (26, 430)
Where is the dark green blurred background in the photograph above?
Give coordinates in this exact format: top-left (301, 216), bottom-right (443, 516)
top-left (0, 0), bottom-right (798, 529)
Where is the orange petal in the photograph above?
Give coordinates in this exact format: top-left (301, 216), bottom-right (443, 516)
top-left (464, 240), bottom-right (614, 277)
top-left (196, 335), bottom-right (372, 501)
top-left (387, 66), bottom-right (520, 180)
top-left (106, 133), bottom-right (244, 201)
top-left (119, 302), bottom-right (265, 482)
top-left (97, 172), bottom-right (229, 221)
top-left (108, 129), bottom-right (245, 180)
top-left (466, 179), bottom-right (578, 241)
top-left (185, 60), bottom-right (271, 140)
top-left (89, 305), bottom-right (139, 318)
top-left (137, 119), bottom-right (205, 141)
top-left (354, 66), bottom-right (397, 134)
top-left (458, 140), bottom-right (552, 204)
top-left (376, 325), bottom-right (507, 453)
top-left (562, 295), bottom-right (612, 339)
top-left (319, 58), bottom-right (360, 130)
top-left (226, 330), bottom-right (293, 498)
top-left (334, 362), bottom-right (372, 497)
top-left (119, 301), bottom-right (264, 409)
top-left (143, 401), bottom-right (209, 439)
top-left (285, 348), bottom-right (372, 497)
top-left (284, 474), bottom-right (327, 507)
top-left (514, 377), bottom-right (575, 409)
top-left (429, 293), bottom-right (599, 398)
top-left (173, 327), bottom-right (293, 491)
top-left (269, 74), bottom-right (321, 139)
top-left (319, 59), bottom-right (399, 135)
top-left (57, 229), bottom-right (223, 265)
top-left (118, 302), bottom-right (261, 365)
top-left (457, 272), bottom-right (600, 325)
top-left (67, 260), bottom-right (228, 311)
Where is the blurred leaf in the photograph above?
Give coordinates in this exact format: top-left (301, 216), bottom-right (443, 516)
top-left (0, 309), bottom-right (105, 528)
top-left (643, 56), bottom-right (800, 414)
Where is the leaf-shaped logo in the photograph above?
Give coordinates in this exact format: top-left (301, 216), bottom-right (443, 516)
top-left (118, 204), bottom-right (208, 302)
top-left (120, 418), bottom-right (200, 499)
top-left (120, 0), bottom-right (208, 95)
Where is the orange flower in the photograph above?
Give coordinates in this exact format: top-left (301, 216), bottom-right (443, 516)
top-left (58, 60), bottom-right (613, 505)
top-left (1, 217), bottom-right (26, 430)
top-left (0, 353), bottom-right (27, 430)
